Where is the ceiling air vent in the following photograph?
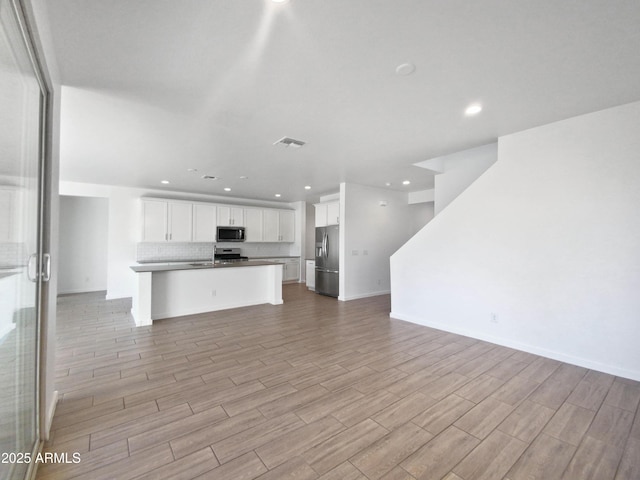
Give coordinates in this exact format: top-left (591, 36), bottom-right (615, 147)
top-left (273, 136), bottom-right (306, 149)
top-left (201, 175), bottom-right (218, 180)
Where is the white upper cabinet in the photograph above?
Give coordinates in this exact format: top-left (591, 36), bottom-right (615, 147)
top-left (244, 208), bottom-right (263, 242)
top-left (142, 199), bottom-right (167, 241)
top-left (315, 201), bottom-right (340, 227)
top-left (141, 197), bottom-right (295, 243)
top-left (168, 202), bottom-right (193, 242)
top-left (263, 209), bottom-right (294, 242)
top-left (278, 210), bottom-right (295, 242)
top-left (217, 206), bottom-right (244, 226)
top-left (263, 209), bottom-right (279, 242)
top-left (192, 203), bottom-right (217, 242)
top-left (326, 202), bottom-right (339, 226)
top-left (142, 199), bottom-right (192, 242)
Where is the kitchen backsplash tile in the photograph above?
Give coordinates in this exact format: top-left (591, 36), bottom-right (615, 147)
top-left (136, 243), bottom-right (213, 263)
top-left (136, 242), bottom-right (293, 263)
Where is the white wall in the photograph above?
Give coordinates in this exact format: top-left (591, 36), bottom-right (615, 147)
top-left (341, 182), bottom-right (428, 301)
top-left (408, 202), bottom-right (434, 236)
top-left (59, 181), bottom-right (303, 299)
top-left (433, 143), bottom-right (497, 215)
top-left (58, 196), bottom-right (108, 293)
top-left (391, 101), bottom-right (640, 381)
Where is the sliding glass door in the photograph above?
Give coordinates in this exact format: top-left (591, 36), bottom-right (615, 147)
top-left (0, 0), bottom-right (47, 479)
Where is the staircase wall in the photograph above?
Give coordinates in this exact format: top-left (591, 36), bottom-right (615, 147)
top-left (390, 101), bottom-right (640, 380)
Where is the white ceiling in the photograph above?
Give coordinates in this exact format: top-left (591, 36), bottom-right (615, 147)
top-left (45, 0), bottom-right (640, 202)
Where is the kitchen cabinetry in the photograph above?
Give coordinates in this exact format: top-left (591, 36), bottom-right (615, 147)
top-left (140, 197), bottom-right (295, 243)
top-left (279, 210), bottom-right (295, 242)
top-left (262, 257), bottom-right (300, 282)
top-left (263, 209), bottom-right (295, 242)
top-left (306, 260), bottom-right (315, 290)
top-left (142, 199), bottom-right (192, 242)
top-left (217, 206), bottom-right (244, 226)
top-left (282, 258), bottom-right (300, 282)
top-left (314, 201), bottom-right (339, 227)
top-left (192, 203), bottom-right (217, 242)
top-left (244, 208), bottom-right (263, 242)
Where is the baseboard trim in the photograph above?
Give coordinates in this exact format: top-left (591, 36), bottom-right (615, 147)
top-left (342, 290), bottom-right (391, 301)
top-left (58, 288), bottom-right (107, 295)
top-left (152, 299), bottom-right (279, 320)
top-left (390, 311), bottom-right (640, 382)
top-left (45, 390), bottom-right (58, 441)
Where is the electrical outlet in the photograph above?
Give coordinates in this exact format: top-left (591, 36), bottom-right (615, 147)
top-left (363, 250), bottom-right (368, 255)
top-left (352, 250), bottom-right (359, 256)
top-left (490, 313), bottom-right (498, 324)
top-left (211, 289), bottom-right (217, 297)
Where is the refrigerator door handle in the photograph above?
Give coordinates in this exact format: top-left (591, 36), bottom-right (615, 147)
top-left (322, 233), bottom-right (327, 258)
top-left (325, 232), bottom-right (329, 258)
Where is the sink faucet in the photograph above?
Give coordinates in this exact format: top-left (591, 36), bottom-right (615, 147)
top-left (212, 245), bottom-right (217, 262)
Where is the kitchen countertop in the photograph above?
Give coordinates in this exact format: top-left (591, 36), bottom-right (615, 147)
top-left (130, 260), bottom-right (281, 273)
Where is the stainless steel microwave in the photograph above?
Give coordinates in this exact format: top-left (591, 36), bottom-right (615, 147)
top-left (216, 226), bottom-right (245, 242)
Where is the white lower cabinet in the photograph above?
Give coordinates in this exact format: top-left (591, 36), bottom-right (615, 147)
top-left (262, 257), bottom-right (300, 282)
top-left (306, 260), bottom-right (315, 290)
top-left (283, 258), bottom-right (300, 282)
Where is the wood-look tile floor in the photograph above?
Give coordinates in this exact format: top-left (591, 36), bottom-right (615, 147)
top-left (38, 285), bottom-right (640, 480)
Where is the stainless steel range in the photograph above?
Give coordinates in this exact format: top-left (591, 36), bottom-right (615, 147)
top-left (214, 247), bottom-right (248, 263)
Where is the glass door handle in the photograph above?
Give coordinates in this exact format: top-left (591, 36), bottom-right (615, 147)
top-left (42, 253), bottom-right (51, 282)
top-left (27, 253), bottom-right (38, 282)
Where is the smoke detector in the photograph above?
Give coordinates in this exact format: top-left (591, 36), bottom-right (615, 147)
top-left (273, 137), bottom-right (306, 148)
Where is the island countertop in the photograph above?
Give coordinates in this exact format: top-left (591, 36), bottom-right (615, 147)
top-left (130, 260), bottom-right (281, 273)
top-left (129, 260), bottom-right (284, 326)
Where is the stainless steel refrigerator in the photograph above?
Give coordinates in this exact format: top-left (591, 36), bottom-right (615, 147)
top-left (315, 225), bottom-right (339, 297)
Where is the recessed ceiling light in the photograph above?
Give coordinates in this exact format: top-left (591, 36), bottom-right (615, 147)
top-left (402, 180), bottom-right (411, 185)
top-left (395, 63), bottom-right (416, 76)
top-left (239, 176), bottom-right (248, 180)
top-left (161, 180), bottom-right (170, 184)
top-left (275, 193), bottom-right (281, 198)
top-left (465, 103), bottom-right (483, 116)
top-left (272, 0), bottom-right (288, 3)
top-left (187, 168), bottom-right (198, 172)
top-left (224, 187), bottom-right (231, 192)
top-left (385, 182), bottom-right (392, 187)
top-left (304, 185), bottom-right (311, 190)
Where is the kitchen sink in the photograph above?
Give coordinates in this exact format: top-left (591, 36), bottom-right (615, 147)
top-left (188, 262), bottom-right (214, 267)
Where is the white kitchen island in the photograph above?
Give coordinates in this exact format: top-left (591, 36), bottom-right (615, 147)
top-left (130, 261), bottom-right (283, 326)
